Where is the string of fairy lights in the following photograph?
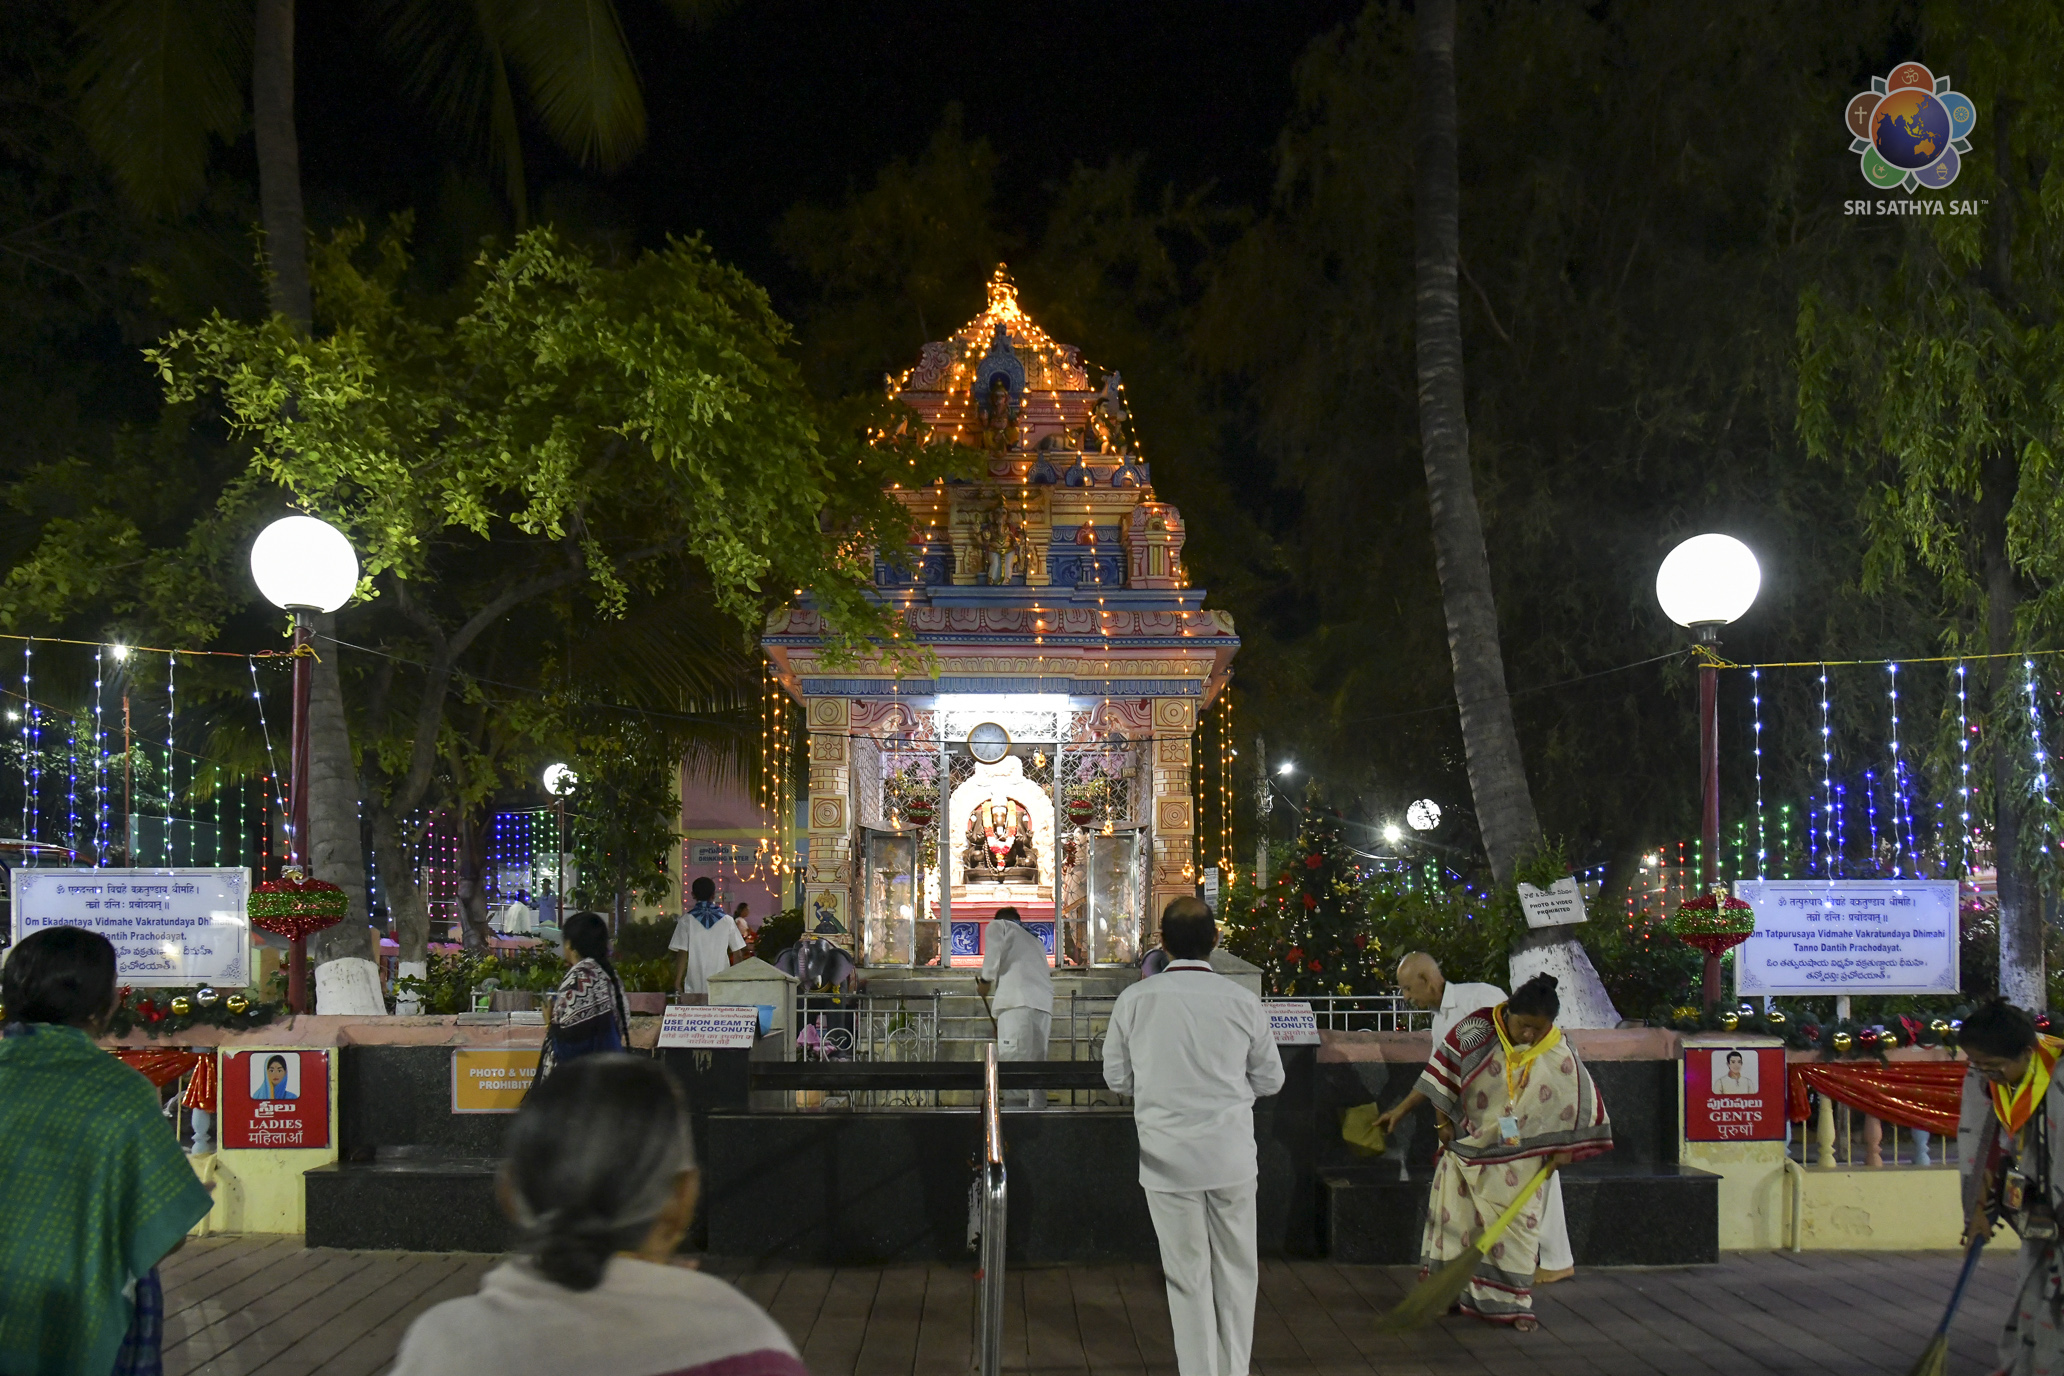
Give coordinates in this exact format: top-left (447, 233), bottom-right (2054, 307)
top-left (1631, 652), bottom-right (2063, 915)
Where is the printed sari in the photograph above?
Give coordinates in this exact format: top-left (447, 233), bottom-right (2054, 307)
top-left (538, 958), bottom-right (629, 1080)
top-left (1414, 1005), bottom-right (1613, 1322)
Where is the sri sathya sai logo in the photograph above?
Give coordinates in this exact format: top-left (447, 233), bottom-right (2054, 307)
top-left (1846, 62), bottom-right (1975, 192)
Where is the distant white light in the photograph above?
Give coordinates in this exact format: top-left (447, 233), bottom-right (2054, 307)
top-left (111, 644), bottom-right (130, 662)
top-left (1277, 761), bottom-right (1296, 776)
top-left (1382, 823), bottom-right (1403, 845)
top-left (1405, 799), bottom-right (1441, 832)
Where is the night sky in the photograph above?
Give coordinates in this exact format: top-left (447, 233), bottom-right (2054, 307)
top-left (295, 0), bottom-right (1367, 308)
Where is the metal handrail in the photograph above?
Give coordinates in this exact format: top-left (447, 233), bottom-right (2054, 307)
top-left (974, 1042), bottom-right (1006, 1376)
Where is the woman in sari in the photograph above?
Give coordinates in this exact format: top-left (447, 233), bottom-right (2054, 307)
top-left (539, 911), bottom-right (630, 1080)
top-left (1414, 973), bottom-right (1613, 1328)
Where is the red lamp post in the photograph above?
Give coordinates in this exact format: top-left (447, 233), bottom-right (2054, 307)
top-left (1656, 534), bottom-right (1761, 1009)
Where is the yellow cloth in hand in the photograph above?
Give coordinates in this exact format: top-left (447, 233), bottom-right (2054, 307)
top-left (1341, 1102), bottom-right (1390, 1156)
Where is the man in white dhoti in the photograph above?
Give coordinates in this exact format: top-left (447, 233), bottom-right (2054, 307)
top-left (1104, 898), bottom-right (1284, 1376)
top-left (978, 906), bottom-right (1053, 1110)
top-left (1376, 951), bottom-right (1577, 1285)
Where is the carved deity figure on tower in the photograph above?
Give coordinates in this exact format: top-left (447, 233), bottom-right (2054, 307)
top-left (1083, 371), bottom-right (1130, 453)
top-left (976, 498), bottom-right (1022, 585)
top-left (978, 371), bottom-right (1020, 451)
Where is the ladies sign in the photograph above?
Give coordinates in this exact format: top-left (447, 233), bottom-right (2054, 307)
top-left (220, 1049), bottom-right (330, 1150)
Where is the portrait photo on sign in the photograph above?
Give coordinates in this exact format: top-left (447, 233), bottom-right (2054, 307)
top-left (252, 1052), bottom-right (299, 1102)
top-left (1711, 1049), bottom-right (1757, 1096)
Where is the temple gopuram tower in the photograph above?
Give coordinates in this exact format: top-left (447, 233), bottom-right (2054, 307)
top-left (761, 267), bottom-right (1238, 971)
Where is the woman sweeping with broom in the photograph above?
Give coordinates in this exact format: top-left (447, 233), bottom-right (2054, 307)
top-left (1408, 973), bottom-right (1613, 1330)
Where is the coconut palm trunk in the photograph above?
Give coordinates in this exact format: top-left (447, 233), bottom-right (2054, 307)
top-left (255, 2), bottom-right (372, 966)
top-left (1412, 0), bottom-right (1617, 1024)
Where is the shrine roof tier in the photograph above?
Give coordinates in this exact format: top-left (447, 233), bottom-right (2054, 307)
top-left (763, 599), bottom-right (1237, 708)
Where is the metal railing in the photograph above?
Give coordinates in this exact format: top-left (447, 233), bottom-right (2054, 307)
top-left (1296, 994), bottom-right (1432, 1032)
top-left (1788, 1093), bottom-right (1957, 1169)
top-left (972, 1043), bottom-right (1006, 1376)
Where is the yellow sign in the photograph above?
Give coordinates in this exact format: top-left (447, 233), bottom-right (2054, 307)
top-left (451, 1049), bottom-right (539, 1113)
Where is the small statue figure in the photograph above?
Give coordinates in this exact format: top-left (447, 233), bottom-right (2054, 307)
top-left (1084, 371), bottom-right (1129, 453)
top-left (977, 372), bottom-right (1020, 451)
top-left (978, 499), bottom-right (1021, 585)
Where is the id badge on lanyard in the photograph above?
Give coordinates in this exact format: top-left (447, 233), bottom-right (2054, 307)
top-left (1498, 1115), bottom-right (1521, 1147)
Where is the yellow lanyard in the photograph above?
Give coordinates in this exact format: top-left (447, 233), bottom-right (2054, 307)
top-left (1993, 1036), bottom-right (2064, 1135)
top-left (1494, 1004), bottom-right (1563, 1108)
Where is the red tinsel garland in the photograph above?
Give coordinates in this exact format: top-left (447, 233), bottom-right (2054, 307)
top-left (250, 875), bottom-right (348, 941)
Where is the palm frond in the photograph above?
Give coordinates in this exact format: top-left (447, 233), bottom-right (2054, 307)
top-left (368, 0), bottom-right (528, 221)
top-left (73, 0), bottom-right (251, 215)
top-left (500, 0), bottom-right (645, 171)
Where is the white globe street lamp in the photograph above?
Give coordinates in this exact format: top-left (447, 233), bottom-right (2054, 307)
top-left (543, 763), bottom-right (578, 925)
top-left (1405, 798), bottom-right (1442, 832)
top-left (251, 514), bottom-right (360, 614)
top-left (1655, 533), bottom-right (1760, 638)
top-left (1655, 532), bottom-right (1761, 1009)
top-left (543, 763), bottom-right (579, 796)
top-left (249, 513), bottom-right (359, 1013)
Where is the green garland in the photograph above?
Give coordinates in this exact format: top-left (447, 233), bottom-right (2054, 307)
top-left (100, 986), bottom-right (282, 1040)
top-left (1656, 1001), bottom-right (1971, 1060)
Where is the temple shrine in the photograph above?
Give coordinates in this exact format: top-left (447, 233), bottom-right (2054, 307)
top-left (761, 266), bottom-right (1238, 971)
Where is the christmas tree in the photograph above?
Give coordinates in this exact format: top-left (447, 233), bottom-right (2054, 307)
top-left (1242, 810), bottom-right (1387, 996)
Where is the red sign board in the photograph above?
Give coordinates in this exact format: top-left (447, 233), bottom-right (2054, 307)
top-left (1684, 1045), bottom-right (1787, 1142)
top-left (220, 1049), bottom-right (331, 1150)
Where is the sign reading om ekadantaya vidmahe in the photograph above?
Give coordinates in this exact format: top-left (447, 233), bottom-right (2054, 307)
top-left (1731, 879), bottom-right (1958, 996)
top-left (11, 867), bottom-right (250, 988)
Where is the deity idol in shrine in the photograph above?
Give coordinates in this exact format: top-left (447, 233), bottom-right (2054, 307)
top-left (962, 800), bottom-right (1038, 883)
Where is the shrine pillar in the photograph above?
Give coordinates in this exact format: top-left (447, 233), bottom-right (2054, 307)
top-left (804, 696), bottom-right (854, 946)
top-left (1148, 696), bottom-right (1198, 943)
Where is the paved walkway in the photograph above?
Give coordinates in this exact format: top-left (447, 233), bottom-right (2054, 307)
top-left (161, 1237), bottom-right (2019, 1375)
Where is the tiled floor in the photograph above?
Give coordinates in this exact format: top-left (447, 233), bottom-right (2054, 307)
top-left (159, 1236), bottom-right (2018, 1375)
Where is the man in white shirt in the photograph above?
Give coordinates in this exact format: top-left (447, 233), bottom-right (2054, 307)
top-left (978, 907), bottom-right (1054, 1110)
top-left (670, 876), bottom-right (746, 1000)
top-left (1103, 898), bottom-right (1284, 1376)
top-left (1713, 1050), bottom-right (1754, 1095)
top-left (1374, 951), bottom-right (1576, 1285)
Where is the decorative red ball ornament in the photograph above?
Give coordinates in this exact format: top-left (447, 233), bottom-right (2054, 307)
top-left (250, 867), bottom-right (348, 942)
top-left (1667, 888), bottom-right (1755, 958)
top-left (903, 799), bottom-right (936, 827)
top-left (1064, 798), bottom-right (1095, 826)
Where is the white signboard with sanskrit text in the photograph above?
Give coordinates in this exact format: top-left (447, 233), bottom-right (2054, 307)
top-left (1732, 879), bottom-right (1958, 996)
top-left (1266, 1001), bottom-right (1321, 1046)
top-left (657, 1004), bottom-right (761, 1049)
top-left (12, 867), bottom-right (250, 988)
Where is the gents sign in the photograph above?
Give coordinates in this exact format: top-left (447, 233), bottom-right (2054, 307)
top-left (12, 867), bottom-right (249, 987)
top-left (657, 1004), bottom-right (760, 1049)
top-left (1266, 1001), bottom-right (1321, 1046)
top-left (452, 1049), bottom-right (540, 1113)
top-left (221, 1048), bottom-right (330, 1150)
top-left (1683, 1044), bottom-right (1786, 1142)
top-left (1733, 879), bottom-right (1958, 996)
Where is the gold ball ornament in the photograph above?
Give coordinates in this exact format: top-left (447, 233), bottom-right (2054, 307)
top-left (1832, 1030), bottom-right (1853, 1053)
top-left (1718, 1011), bottom-right (1740, 1032)
top-left (1930, 1018), bottom-right (1952, 1037)
top-left (169, 996), bottom-right (192, 1016)
top-left (225, 993), bottom-right (250, 1015)
top-left (1766, 1009), bottom-right (1788, 1028)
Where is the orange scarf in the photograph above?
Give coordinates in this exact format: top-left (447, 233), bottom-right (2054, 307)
top-left (1991, 1034), bottom-right (2064, 1135)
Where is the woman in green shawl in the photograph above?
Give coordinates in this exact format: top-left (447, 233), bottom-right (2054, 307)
top-left (0, 926), bottom-right (214, 1375)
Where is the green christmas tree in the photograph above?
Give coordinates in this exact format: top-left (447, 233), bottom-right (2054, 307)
top-left (1248, 811), bottom-right (1387, 996)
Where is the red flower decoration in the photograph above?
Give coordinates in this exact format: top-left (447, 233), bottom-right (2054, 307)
top-left (1301, 893), bottom-right (1317, 909)
top-left (1305, 854), bottom-right (1323, 869)
top-left (1308, 960), bottom-right (1323, 972)
top-left (1286, 947), bottom-right (1304, 963)
top-left (1353, 933), bottom-right (1368, 949)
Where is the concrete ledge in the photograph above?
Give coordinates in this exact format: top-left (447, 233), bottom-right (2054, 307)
top-left (1317, 1027), bottom-right (1683, 1063)
top-left (101, 1013), bottom-right (661, 1049)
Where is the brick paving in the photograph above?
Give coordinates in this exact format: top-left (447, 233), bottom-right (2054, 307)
top-left (160, 1236), bottom-right (2019, 1375)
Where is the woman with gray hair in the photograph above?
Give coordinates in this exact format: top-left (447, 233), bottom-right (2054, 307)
top-left (390, 1054), bottom-right (804, 1376)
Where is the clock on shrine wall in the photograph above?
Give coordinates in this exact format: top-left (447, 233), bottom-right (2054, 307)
top-left (967, 722), bottom-right (1011, 764)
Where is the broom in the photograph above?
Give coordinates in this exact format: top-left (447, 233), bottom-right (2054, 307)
top-left (1903, 1228), bottom-right (1990, 1376)
top-left (1375, 1162), bottom-right (1555, 1332)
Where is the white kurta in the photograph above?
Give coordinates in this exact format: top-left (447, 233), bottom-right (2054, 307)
top-left (670, 911), bottom-right (745, 996)
top-left (980, 918), bottom-right (1055, 1013)
top-left (1105, 959), bottom-right (1284, 1376)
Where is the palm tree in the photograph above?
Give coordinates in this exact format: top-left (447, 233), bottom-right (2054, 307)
top-left (1411, 0), bottom-right (1618, 1023)
top-left (73, 0), bottom-right (723, 966)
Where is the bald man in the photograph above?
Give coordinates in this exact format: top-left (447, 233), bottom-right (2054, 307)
top-left (1374, 951), bottom-right (1575, 1285)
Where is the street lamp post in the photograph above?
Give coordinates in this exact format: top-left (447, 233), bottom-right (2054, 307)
top-left (250, 515), bottom-right (359, 1013)
top-left (543, 763), bottom-right (578, 926)
top-left (1656, 533), bottom-right (1761, 1008)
